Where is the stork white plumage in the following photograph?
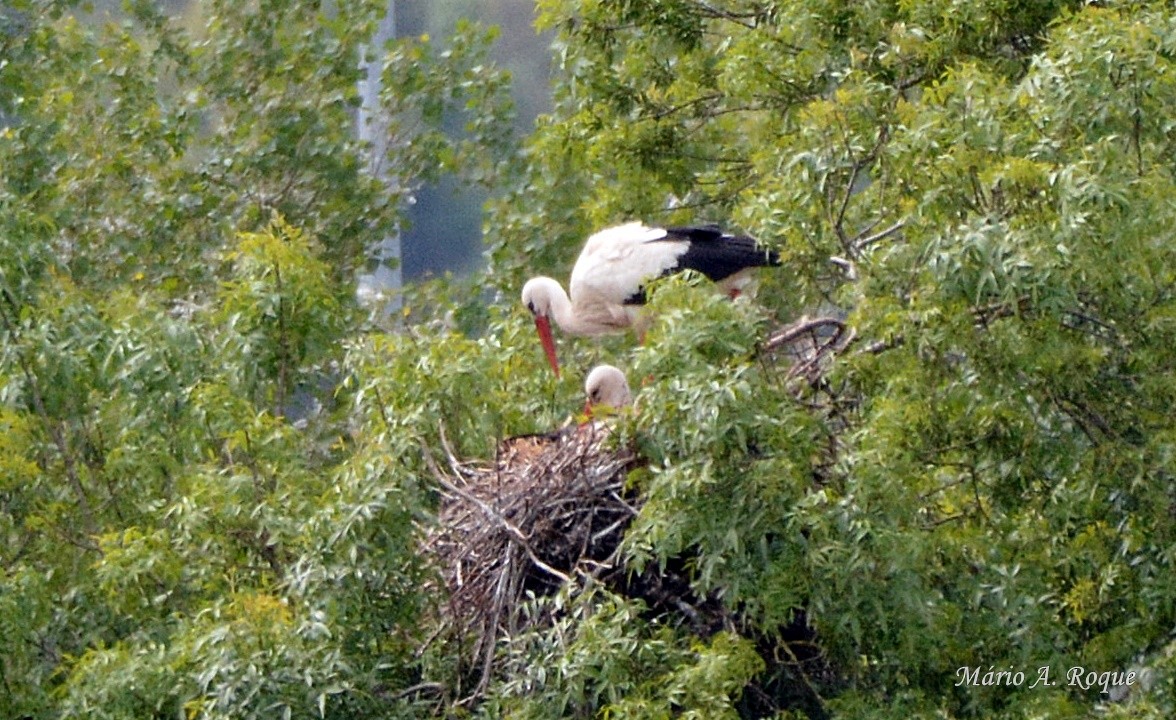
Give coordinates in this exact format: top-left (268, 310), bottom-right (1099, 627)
top-left (584, 364), bottom-right (632, 412)
top-left (522, 222), bottom-right (780, 376)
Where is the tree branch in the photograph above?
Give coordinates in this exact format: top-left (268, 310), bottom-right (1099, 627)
top-left (273, 262), bottom-right (289, 418)
top-left (852, 219), bottom-right (906, 253)
top-left (763, 317), bottom-right (847, 351)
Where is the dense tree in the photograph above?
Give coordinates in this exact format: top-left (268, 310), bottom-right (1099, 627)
top-left (4, 0), bottom-right (1176, 719)
top-left (479, 0), bottom-right (1176, 718)
top-left (0, 1), bottom-right (517, 718)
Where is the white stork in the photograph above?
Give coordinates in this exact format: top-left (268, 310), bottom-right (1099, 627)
top-left (584, 364), bottom-right (633, 412)
top-left (521, 222), bottom-right (780, 375)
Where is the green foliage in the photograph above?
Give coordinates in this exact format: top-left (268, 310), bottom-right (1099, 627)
top-left (7, 0), bottom-right (1176, 718)
top-left (0, 219), bottom-right (433, 719)
top-left (0, 1), bottom-right (521, 716)
top-left (485, 586), bottom-right (763, 719)
top-left (478, 1), bottom-right (1176, 718)
top-left (0, 0), bottom-right (439, 296)
top-left (215, 217), bottom-right (351, 414)
top-left (381, 19), bottom-right (517, 188)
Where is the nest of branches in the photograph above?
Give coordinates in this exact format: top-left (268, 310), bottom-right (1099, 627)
top-left (422, 422), bottom-right (643, 696)
top-left (415, 317), bottom-right (858, 707)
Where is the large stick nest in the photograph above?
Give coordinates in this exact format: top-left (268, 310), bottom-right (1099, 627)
top-left (419, 315), bottom-right (852, 707)
top-left (422, 422), bottom-right (642, 695)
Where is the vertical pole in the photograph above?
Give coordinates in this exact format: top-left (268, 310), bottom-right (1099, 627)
top-left (357, 0), bottom-right (403, 316)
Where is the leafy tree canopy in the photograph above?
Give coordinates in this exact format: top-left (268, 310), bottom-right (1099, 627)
top-left (481, 0), bottom-right (1176, 717)
top-left (3, 0), bottom-right (1176, 719)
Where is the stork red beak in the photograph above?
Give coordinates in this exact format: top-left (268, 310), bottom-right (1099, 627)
top-left (533, 315), bottom-right (560, 377)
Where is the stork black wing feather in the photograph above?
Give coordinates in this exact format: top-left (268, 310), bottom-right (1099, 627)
top-left (663, 224), bottom-right (725, 243)
top-left (659, 226), bottom-right (780, 281)
top-left (622, 225), bottom-right (779, 305)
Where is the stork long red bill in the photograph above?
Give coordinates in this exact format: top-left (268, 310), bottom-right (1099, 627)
top-left (533, 314), bottom-right (560, 377)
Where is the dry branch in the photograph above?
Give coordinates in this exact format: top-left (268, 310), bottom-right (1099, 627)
top-left (762, 315), bottom-right (856, 384)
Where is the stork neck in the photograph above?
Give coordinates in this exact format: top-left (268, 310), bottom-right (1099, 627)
top-left (538, 279), bottom-right (622, 336)
top-left (544, 283), bottom-right (580, 333)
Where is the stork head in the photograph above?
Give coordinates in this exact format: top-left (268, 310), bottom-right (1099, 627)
top-left (521, 277), bottom-right (563, 377)
top-left (584, 364), bottom-right (632, 414)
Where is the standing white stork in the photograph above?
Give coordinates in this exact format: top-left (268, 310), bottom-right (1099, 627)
top-left (584, 364), bottom-right (633, 412)
top-left (521, 222), bottom-right (780, 376)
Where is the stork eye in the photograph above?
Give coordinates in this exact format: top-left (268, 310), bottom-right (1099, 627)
top-left (590, 389), bottom-right (601, 401)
